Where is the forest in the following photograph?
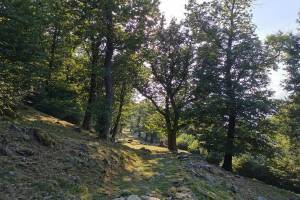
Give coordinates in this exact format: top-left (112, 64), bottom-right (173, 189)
top-left (1, 0), bottom-right (300, 199)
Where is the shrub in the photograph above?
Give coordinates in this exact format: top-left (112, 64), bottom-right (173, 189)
top-left (235, 155), bottom-right (300, 193)
top-left (177, 134), bottom-right (199, 153)
top-left (0, 80), bottom-right (23, 118)
top-left (33, 83), bottom-right (82, 124)
top-left (188, 140), bottom-right (200, 154)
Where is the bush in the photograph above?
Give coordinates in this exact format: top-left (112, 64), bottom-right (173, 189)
top-left (188, 140), bottom-right (200, 153)
top-left (235, 155), bottom-right (300, 193)
top-left (0, 80), bottom-right (23, 117)
top-left (177, 134), bottom-right (199, 153)
top-left (32, 83), bottom-right (82, 124)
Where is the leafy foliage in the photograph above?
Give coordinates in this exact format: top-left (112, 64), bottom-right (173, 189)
top-left (1, 0), bottom-right (300, 194)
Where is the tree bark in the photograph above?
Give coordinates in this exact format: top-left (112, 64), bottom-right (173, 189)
top-left (82, 40), bottom-right (99, 130)
top-left (222, 114), bottom-right (236, 171)
top-left (98, 1), bottom-right (114, 140)
top-left (137, 115), bottom-right (141, 138)
top-left (145, 133), bottom-right (149, 142)
top-left (165, 112), bottom-right (177, 152)
top-left (46, 27), bottom-right (59, 88)
top-left (150, 133), bottom-right (155, 144)
top-left (167, 128), bottom-right (177, 152)
top-left (111, 82), bottom-right (126, 141)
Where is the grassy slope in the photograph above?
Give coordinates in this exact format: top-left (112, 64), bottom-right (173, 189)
top-left (0, 106), bottom-right (299, 200)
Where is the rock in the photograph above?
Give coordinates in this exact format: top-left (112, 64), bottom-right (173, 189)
top-left (127, 195), bottom-right (142, 200)
top-left (113, 198), bottom-right (126, 200)
top-left (168, 186), bottom-right (177, 194)
top-left (174, 189), bottom-right (195, 199)
top-left (16, 148), bottom-right (34, 157)
top-left (230, 185), bottom-right (238, 193)
top-left (141, 196), bottom-right (160, 200)
top-left (175, 192), bottom-right (192, 199)
top-left (8, 171), bottom-right (16, 176)
top-left (177, 186), bottom-right (192, 193)
top-left (258, 197), bottom-right (267, 200)
top-left (168, 186), bottom-right (195, 200)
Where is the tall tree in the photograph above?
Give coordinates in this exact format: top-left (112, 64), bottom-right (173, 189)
top-left (187, 0), bottom-right (276, 171)
top-left (283, 34), bottom-right (300, 95)
top-left (80, 0), bottom-right (160, 139)
top-left (136, 20), bottom-right (194, 152)
top-left (0, 0), bottom-right (47, 114)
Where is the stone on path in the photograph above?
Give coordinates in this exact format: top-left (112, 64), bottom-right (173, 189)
top-left (141, 196), bottom-right (160, 200)
top-left (127, 195), bottom-right (142, 200)
top-left (113, 198), bottom-right (126, 200)
top-left (257, 197), bottom-right (266, 200)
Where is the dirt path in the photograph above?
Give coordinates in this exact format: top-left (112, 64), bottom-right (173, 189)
top-left (106, 140), bottom-right (300, 200)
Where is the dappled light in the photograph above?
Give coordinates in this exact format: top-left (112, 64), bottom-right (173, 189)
top-left (1, 0), bottom-right (300, 199)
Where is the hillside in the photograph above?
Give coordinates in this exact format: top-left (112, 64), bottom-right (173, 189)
top-left (0, 106), bottom-right (299, 200)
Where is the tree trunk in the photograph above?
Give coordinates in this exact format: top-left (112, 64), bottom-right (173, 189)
top-left (137, 115), bottom-right (141, 137)
top-left (145, 133), bottom-right (149, 142)
top-left (82, 72), bottom-right (96, 130)
top-left (150, 133), bottom-right (155, 144)
top-left (46, 27), bottom-right (59, 88)
top-left (165, 114), bottom-right (177, 152)
top-left (167, 129), bottom-right (177, 152)
top-left (222, 2), bottom-right (236, 171)
top-left (222, 114), bottom-right (236, 171)
top-left (169, 95), bottom-right (180, 152)
top-left (98, 1), bottom-right (114, 140)
top-left (111, 82), bottom-right (126, 141)
top-left (82, 40), bottom-right (99, 131)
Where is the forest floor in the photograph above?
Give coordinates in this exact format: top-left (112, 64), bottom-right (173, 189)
top-left (0, 106), bottom-right (299, 200)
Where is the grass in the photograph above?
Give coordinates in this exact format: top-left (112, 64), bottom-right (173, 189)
top-left (0, 106), bottom-right (299, 200)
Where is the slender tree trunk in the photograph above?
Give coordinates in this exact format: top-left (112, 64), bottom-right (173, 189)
top-left (98, 1), bottom-right (114, 140)
top-left (169, 96), bottom-right (179, 152)
top-left (82, 40), bottom-right (99, 130)
top-left (82, 72), bottom-right (96, 130)
top-left (222, 114), bottom-right (236, 171)
top-left (47, 27), bottom-right (59, 88)
top-left (137, 115), bottom-right (141, 137)
top-left (145, 133), bottom-right (149, 142)
top-left (111, 82), bottom-right (126, 141)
